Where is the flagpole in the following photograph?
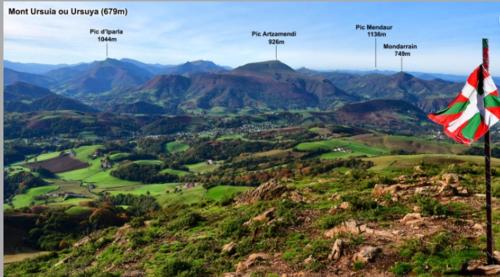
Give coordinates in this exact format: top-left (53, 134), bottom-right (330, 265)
top-left (482, 38), bottom-right (494, 265)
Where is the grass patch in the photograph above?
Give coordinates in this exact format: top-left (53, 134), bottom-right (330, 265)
top-left (11, 185), bottom-right (59, 208)
top-left (165, 141), bottom-right (189, 154)
top-left (206, 186), bottom-right (250, 202)
top-left (316, 213), bottom-right (349, 230)
top-left (48, 197), bottom-right (92, 206)
top-left (160, 168), bottom-right (190, 177)
top-left (396, 232), bottom-right (481, 274)
top-left (65, 206), bottom-right (92, 216)
top-left (168, 212), bottom-right (204, 231)
top-left (309, 127), bottom-right (331, 136)
top-left (157, 186), bottom-right (207, 206)
top-left (56, 146), bottom-right (143, 191)
top-left (282, 233), bottom-right (331, 271)
top-left (108, 183), bottom-right (178, 196)
top-left (109, 152), bottom-right (131, 161)
top-left (216, 134), bottom-right (244, 141)
top-left (186, 161), bottom-right (219, 174)
top-left (80, 169), bottom-right (141, 190)
top-left (352, 134), bottom-right (467, 155)
top-left (413, 195), bottom-right (464, 217)
top-left (57, 144), bottom-right (105, 181)
top-left (133, 160), bottom-right (163, 166)
top-left (367, 154), bottom-right (500, 172)
top-left (27, 151), bottom-right (61, 162)
top-left (71, 145), bottom-right (103, 162)
top-left (295, 138), bottom-right (387, 159)
top-left (58, 159), bottom-right (101, 181)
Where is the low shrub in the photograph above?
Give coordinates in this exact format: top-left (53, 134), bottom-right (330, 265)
top-left (159, 257), bottom-right (206, 276)
top-left (169, 212), bottom-right (204, 231)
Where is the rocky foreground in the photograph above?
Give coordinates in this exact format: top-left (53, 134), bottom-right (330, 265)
top-left (220, 173), bottom-right (500, 276)
top-left (5, 162), bottom-right (500, 276)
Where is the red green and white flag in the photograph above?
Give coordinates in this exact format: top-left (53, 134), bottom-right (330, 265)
top-left (428, 65), bottom-right (500, 144)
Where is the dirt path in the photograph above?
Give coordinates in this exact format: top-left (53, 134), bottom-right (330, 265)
top-left (4, 251), bottom-right (51, 264)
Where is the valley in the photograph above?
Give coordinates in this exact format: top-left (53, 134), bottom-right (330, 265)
top-left (3, 57), bottom-right (500, 276)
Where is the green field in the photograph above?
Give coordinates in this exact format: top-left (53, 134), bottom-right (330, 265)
top-left (366, 154), bottom-right (500, 172)
top-left (295, 138), bottom-right (388, 159)
top-left (206, 185), bottom-right (250, 201)
top-left (165, 141), bottom-right (190, 154)
top-left (6, 165), bottom-right (30, 176)
top-left (56, 145), bottom-right (103, 180)
top-left (11, 185), bottom-right (59, 208)
top-left (83, 171), bottom-right (140, 190)
top-left (352, 134), bottom-right (467, 154)
top-left (156, 185), bottom-right (207, 206)
top-left (133, 160), bottom-right (163, 166)
top-left (308, 127), bottom-right (331, 136)
top-left (26, 151), bottom-right (61, 162)
top-left (109, 152), bottom-right (131, 161)
top-left (53, 145), bottom-right (144, 190)
top-left (186, 161), bottom-right (219, 173)
top-left (121, 184), bottom-right (249, 206)
top-left (49, 179), bottom-right (93, 197)
top-left (108, 183), bottom-right (178, 196)
top-left (207, 106), bottom-right (228, 115)
top-left (58, 159), bottom-right (101, 180)
top-left (319, 151), bottom-right (365, 159)
top-left (71, 145), bottom-right (103, 162)
top-left (160, 168), bottom-right (190, 176)
top-left (216, 134), bottom-right (244, 141)
top-left (7, 174), bottom-right (98, 209)
top-left (8, 144), bottom-right (218, 209)
top-left (48, 198), bottom-right (92, 206)
top-left (65, 206), bottom-right (92, 216)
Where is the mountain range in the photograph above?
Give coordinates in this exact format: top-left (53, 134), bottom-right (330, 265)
top-left (3, 58), bottom-right (472, 116)
top-left (5, 68), bottom-right (56, 88)
top-left (311, 71), bottom-right (462, 112)
top-left (47, 59), bottom-right (154, 95)
top-left (91, 60), bottom-right (360, 113)
top-left (4, 82), bottom-right (96, 113)
top-left (4, 60), bottom-right (70, 74)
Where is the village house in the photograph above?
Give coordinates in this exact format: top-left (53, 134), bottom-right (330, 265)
top-left (100, 157), bottom-right (113, 169)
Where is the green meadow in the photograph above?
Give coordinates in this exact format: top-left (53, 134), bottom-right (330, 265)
top-left (109, 152), bottom-right (131, 161)
top-left (26, 151), bottom-right (61, 162)
top-left (11, 185), bottom-right (59, 208)
top-left (366, 154), bottom-right (500, 172)
top-left (160, 168), bottom-right (190, 176)
top-left (132, 160), bottom-right (163, 165)
top-left (165, 141), bottom-right (190, 154)
top-left (205, 185), bottom-right (250, 201)
top-left (108, 183), bottom-right (178, 196)
top-left (186, 161), bottom-right (219, 173)
top-left (295, 138), bottom-right (388, 158)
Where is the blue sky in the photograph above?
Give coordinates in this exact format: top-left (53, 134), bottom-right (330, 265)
top-left (4, 2), bottom-right (500, 74)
